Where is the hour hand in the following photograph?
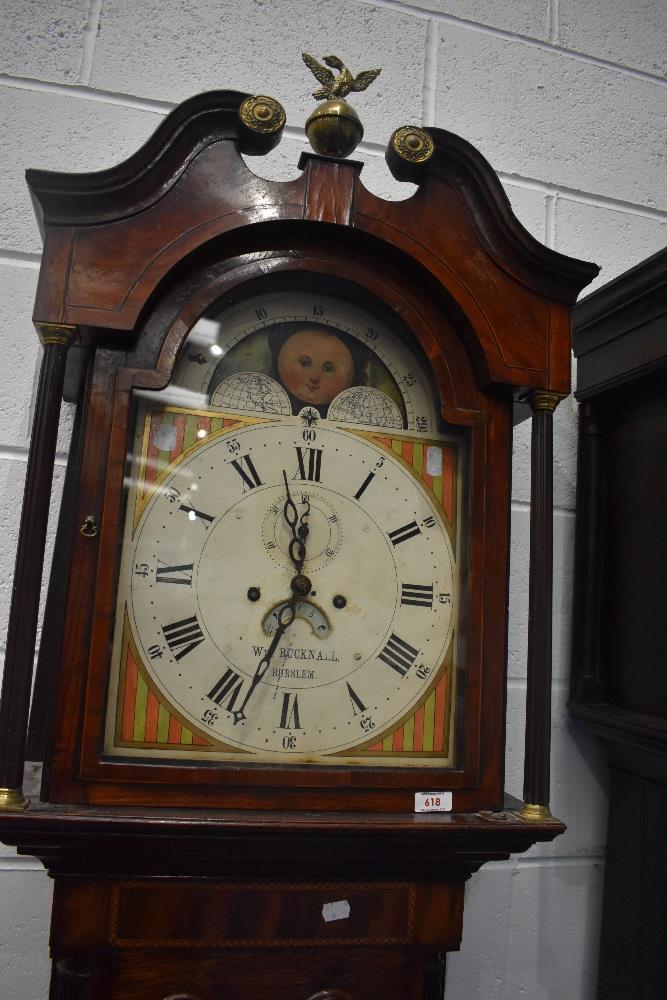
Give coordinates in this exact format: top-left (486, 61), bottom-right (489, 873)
top-left (283, 470), bottom-right (309, 572)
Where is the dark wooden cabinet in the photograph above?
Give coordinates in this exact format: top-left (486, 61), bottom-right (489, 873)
top-left (570, 247), bottom-right (667, 1000)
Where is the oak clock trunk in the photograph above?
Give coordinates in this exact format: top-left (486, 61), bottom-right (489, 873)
top-left (0, 89), bottom-right (597, 998)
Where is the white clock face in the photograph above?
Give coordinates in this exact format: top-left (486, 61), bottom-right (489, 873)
top-left (104, 285), bottom-right (465, 768)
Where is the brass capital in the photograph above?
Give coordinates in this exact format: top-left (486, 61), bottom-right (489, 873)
top-left (528, 390), bottom-right (564, 413)
top-left (0, 786), bottom-right (29, 811)
top-left (518, 801), bottom-right (554, 822)
top-left (390, 126), bottom-right (435, 165)
top-left (239, 95), bottom-right (286, 135)
top-left (35, 322), bottom-right (78, 347)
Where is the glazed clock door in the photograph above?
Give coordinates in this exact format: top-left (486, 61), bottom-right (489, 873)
top-left (103, 281), bottom-right (467, 774)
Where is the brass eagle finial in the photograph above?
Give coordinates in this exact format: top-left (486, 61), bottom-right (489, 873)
top-left (302, 53), bottom-right (381, 102)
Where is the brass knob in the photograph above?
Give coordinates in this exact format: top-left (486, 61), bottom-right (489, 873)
top-left (80, 515), bottom-right (99, 538)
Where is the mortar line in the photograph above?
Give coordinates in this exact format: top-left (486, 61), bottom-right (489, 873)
top-left (0, 445), bottom-right (68, 466)
top-left (511, 500), bottom-right (576, 518)
top-left (359, 0), bottom-right (667, 85)
top-left (549, 0), bottom-right (560, 45)
top-left (0, 252), bottom-right (41, 269)
top-left (0, 74), bottom-right (174, 113)
top-left (79, 0), bottom-right (104, 86)
top-left (422, 19), bottom-right (439, 126)
top-left (0, 857), bottom-right (46, 871)
top-left (507, 676), bottom-right (569, 690)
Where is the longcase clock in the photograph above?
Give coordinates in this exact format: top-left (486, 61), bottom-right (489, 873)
top-left (0, 73), bottom-right (597, 999)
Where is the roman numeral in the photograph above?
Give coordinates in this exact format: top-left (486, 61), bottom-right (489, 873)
top-left (155, 561), bottom-right (193, 586)
top-left (207, 669), bottom-right (244, 712)
top-left (354, 471), bottom-right (375, 501)
top-left (278, 692), bottom-right (302, 730)
top-left (378, 633), bottom-right (419, 676)
top-left (400, 583), bottom-right (434, 608)
top-left (179, 500), bottom-right (214, 528)
top-left (230, 454), bottom-right (263, 491)
top-left (295, 447), bottom-right (322, 482)
top-left (388, 521), bottom-right (421, 546)
top-left (161, 615), bottom-right (204, 661)
top-left (346, 683), bottom-right (367, 716)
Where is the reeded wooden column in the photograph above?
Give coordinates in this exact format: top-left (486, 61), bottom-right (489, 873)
top-left (0, 323), bottom-right (77, 811)
top-left (520, 390), bottom-right (563, 821)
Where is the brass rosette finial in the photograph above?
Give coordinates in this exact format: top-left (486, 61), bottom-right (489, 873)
top-left (385, 125), bottom-right (436, 183)
top-left (302, 52), bottom-right (381, 158)
top-left (390, 126), bottom-right (435, 165)
top-left (238, 95), bottom-right (286, 154)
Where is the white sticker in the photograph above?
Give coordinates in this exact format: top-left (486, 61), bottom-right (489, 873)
top-left (414, 791), bottom-right (453, 813)
top-left (153, 424), bottom-right (178, 451)
top-left (426, 446), bottom-right (442, 476)
top-left (322, 899), bottom-right (351, 923)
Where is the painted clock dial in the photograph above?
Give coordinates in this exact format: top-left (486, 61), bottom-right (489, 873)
top-left (104, 285), bottom-right (466, 768)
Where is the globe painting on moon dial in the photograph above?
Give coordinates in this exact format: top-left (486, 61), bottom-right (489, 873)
top-left (104, 285), bottom-right (467, 768)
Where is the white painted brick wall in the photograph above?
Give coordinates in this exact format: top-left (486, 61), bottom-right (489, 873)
top-left (0, 2), bottom-right (665, 997)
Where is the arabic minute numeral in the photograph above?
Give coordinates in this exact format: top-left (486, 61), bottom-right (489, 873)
top-left (255, 307), bottom-right (267, 320)
top-left (201, 708), bottom-right (219, 727)
top-left (134, 562), bottom-right (149, 578)
top-left (416, 663), bottom-right (432, 680)
top-left (422, 515), bottom-right (436, 529)
top-left (147, 644), bottom-right (164, 660)
top-left (313, 304), bottom-right (324, 316)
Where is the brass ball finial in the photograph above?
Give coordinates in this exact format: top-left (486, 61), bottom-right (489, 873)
top-left (302, 52), bottom-right (381, 158)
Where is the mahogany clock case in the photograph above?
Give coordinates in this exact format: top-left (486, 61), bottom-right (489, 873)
top-left (10, 90), bottom-right (598, 824)
top-left (38, 235), bottom-right (509, 815)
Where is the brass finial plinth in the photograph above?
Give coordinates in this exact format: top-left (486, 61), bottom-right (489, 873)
top-left (34, 322), bottom-right (78, 347)
top-left (0, 786), bottom-right (29, 811)
top-left (518, 802), bottom-right (555, 823)
top-left (302, 52), bottom-right (381, 159)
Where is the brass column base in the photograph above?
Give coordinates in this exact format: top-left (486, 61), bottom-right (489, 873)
top-left (518, 802), bottom-right (554, 822)
top-left (0, 786), bottom-right (29, 811)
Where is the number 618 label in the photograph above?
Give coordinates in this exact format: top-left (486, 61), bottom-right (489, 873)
top-left (414, 791), bottom-right (453, 813)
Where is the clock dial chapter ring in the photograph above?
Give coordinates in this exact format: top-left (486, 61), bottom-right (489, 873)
top-left (125, 418), bottom-right (456, 758)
